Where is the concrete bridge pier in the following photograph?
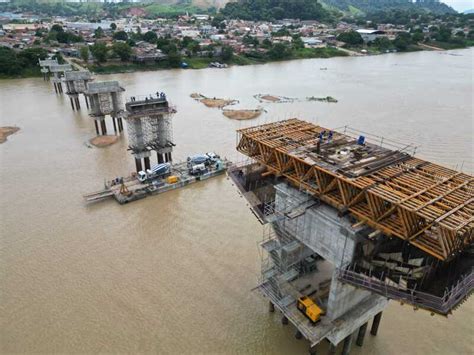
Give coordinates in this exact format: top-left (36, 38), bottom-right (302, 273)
top-left (112, 116), bottom-right (117, 132)
top-left (94, 120), bottom-right (100, 135)
top-left (94, 117), bottom-right (107, 135)
top-left (356, 322), bottom-right (368, 346)
top-left (144, 156), bottom-right (151, 170)
top-left (157, 153), bottom-right (164, 164)
top-left (341, 333), bottom-right (354, 355)
top-left (370, 312), bottom-right (383, 336)
top-left (135, 158), bottom-right (142, 173)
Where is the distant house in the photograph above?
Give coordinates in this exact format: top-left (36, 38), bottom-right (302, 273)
top-left (356, 29), bottom-right (386, 42)
top-left (301, 37), bottom-right (323, 47)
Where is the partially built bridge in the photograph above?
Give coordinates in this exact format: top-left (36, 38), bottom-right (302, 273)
top-left (230, 118), bottom-right (473, 354)
top-left (236, 118), bottom-right (473, 261)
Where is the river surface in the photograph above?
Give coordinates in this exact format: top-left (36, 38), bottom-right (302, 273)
top-left (1, 49), bottom-right (473, 354)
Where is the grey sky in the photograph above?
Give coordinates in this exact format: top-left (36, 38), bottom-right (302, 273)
top-left (442, 0), bottom-right (473, 12)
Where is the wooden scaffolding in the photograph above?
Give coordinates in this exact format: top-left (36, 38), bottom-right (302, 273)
top-left (236, 119), bottom-right (473, 261)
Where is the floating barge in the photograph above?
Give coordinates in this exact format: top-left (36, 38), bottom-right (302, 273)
top-left (84, 159), bottom-right (231, 204)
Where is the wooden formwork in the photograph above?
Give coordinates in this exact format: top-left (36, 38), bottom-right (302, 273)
top-left (237, 119), bottom-right (473, 261)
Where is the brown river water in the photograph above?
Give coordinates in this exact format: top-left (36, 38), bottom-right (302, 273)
top-left (1, 49), bottom-right (473, 354)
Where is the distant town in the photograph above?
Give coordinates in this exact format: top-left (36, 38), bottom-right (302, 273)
top-left (0, 1), bottom-right (473, 77)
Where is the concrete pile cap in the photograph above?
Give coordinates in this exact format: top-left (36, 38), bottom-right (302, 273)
top-left (86, 81), bottom-right (125, 94)
top-left (49, 64), bottom-right (73, 72)
top-left (64, 71), bottom-right (92, 81)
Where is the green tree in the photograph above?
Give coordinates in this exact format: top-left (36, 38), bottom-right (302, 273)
top-left (268, 42), bottom-right (292, 60)
top-left (89, 42), bottom-right (108, 63)
top-left (0, 47), bottom-right (22, 75)
top-left (393, 32), bottom-right (412, 51)
top-left (112, 42), bottom-right (132, 61)
top-left (167, 49), bottom-right (182, 68)
top-left (18, 47), bottom-right (48, 67)
top-left (220, 45), bottom-right (234, 61)
top-left (337, 31), bottom-right (363, 46)
top-left (156, 37), bottom-right (170, 51)
top-left (51, 24), bottom-right (64, 33)
top-left (243, 35), bottom-right (259, 46)
top-left (113, 30), bottom-right (128, 41)
top-left (143, 31), bottom-right (158, 44)
top-left (80, 46), bottom-right (89, 62)
top-left (372, 37), bottom-right (392, 50)
top-left (412, 31), bottom-right (424, 42)
top-left (262, 38), bottom-right (272, 49)
top-left (292, 36), bottom-right (305, 50)
top-left (94, 27), bottom-right (104, 39)
top-left (435, 26), bottom-right (452, 42)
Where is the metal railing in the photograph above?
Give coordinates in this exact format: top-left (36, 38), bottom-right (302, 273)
top-left (337, 266), bottom-right (474, 315)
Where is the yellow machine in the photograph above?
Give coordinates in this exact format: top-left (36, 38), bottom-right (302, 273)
top-left (166, 175), bottom-right (179, 184)
top-left (297, 296), bottom-right (323, 323)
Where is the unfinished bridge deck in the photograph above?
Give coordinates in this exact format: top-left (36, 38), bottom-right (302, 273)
top-left (236, 118), bottom-right (473, 261)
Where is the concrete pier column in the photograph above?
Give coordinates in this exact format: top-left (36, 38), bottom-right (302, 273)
top-left (328, 343), bottom-right (336, 354)
top-left (70, 97), bottom-right (75, 110)
top-left (281, 316), bottom-right (288, 325)
top-left (269, 302), bottom-right (275, 313)
top-left (371, 312), bottom-right (383, 336)
top-left (309, 345), bottom-right (317, 355)
top-left (135, 158), bottom-right (143, 173)
top-left (157, 153), bottom-right (164, 164)
top-left (356, 322), bottom-right (368, 347)
top-left (94, 121), bottom-right (99, 135)
top-left (295, 330), bottom-right (303, 340)
top-left (119, 117), bottom-right (124, 132)
top-left (75, 97), bottom-right (81, 109)
top-left (168, 152), bottom-right (172, 162)
top-left (54, 83), bottom-right (58, 93)
top-left (85, 96), bottom-right (90, 109)
top-left (341, 334), bottom-right (353, 355)
top-left (144, 157), bottom-right (151, 170)
top-left (112, 117), bottom-right (117, 132)
top-left (100, 120), bottom-right (107, 135)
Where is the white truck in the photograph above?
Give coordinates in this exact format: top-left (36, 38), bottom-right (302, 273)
top-left (137, 163), bottom-right (171, 183)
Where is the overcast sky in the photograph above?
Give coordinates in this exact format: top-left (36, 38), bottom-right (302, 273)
top-left (442, 0), bottom-right (473, 12)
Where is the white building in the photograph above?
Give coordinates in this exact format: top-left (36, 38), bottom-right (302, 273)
top-left (356, 29), bottom-right (386, 42)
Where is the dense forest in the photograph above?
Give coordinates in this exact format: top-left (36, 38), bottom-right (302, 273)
top-left (219, 0), bottom-right (456, 21)
top-left (219, 0), bottom-right (333, 21)
top-left (323, 0), bottom-right (456, 15)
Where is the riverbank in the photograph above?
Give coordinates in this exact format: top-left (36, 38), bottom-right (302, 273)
top-left (86, 47), bottom-right (348, 75)
top-left (0, 126), bottom-right (20, 144)
top-left (0, 45), bottom-right (470, 79)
